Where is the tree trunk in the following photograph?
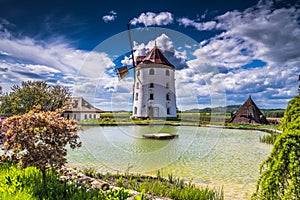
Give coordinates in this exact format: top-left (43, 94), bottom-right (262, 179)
top-left (41, 167), bottom-right (47, 195)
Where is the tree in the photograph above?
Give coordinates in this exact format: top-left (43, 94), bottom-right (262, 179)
top-left (0, 81), bottom-right (70, 116)
top-left (280, 94), bottom-right (300, 131)
top-left (0, 107), bottom-right (81, 183)
top-left (252, 95), bottom-right (300, 199)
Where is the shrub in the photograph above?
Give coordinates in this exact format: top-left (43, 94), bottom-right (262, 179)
top-left (253, 95), bottom-right (300, 199)
top-left (1, 107), bottom-right (81, 185)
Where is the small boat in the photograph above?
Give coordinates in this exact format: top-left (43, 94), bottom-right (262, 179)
top-left (142, 133), bottom-right (178, 140)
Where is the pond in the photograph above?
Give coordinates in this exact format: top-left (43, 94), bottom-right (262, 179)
top-left (67, 125), bottom-right (272, 199)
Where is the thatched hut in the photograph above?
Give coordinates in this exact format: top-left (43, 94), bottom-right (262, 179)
top-left (230, 96), bottom-right (269, 124)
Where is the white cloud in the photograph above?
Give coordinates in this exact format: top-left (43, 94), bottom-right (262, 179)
top-left (178, 1), bottom-right (300, 70)
top-left (121, 34), bottom-right (188, 70)
top-left (130, 12), bottom-right (173, 26)
top-left (177, 17), bottom-right (217, 31)
top-left (214, 4), bottom-right (300, 66)
top-left (0, 50), bottom-right (10, 56)
top-left (197, 36), bottom-right (253, 69)
top-left (0, 34), bottom-right (115, 77)
top-left (178, 1), bottom-right (300, 108)
top-left (102, 10), bottom-right (117, 23)
top-left (213, 64), bottom-right (298, 108)
top-left (0, 27), bottom-right (118, 110)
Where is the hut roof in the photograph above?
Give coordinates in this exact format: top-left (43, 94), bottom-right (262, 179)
top-left (230, 96), bottom-right (269, 124)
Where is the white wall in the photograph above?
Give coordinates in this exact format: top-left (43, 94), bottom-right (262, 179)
top-left (64, 113), bottom-right (100, 121)
top-left (132, 63), bottom-right (177, 118)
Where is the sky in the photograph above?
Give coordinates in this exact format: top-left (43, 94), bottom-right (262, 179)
top-left (0, 0), bottom-right (299, 111)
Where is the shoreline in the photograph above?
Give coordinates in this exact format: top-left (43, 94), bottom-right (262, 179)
top-left (79, 122), bottom-right (281, 134)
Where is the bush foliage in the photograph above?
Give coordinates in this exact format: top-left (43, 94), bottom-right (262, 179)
top-left (0, 107), bottom-right (81, 182)
top-left (252, 95), bottom-right (300, 199)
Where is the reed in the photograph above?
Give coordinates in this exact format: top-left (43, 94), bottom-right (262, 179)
top-left (259, 133), bottom-right (278, 144)
top-left (82, 169), bottom-right (224, 200)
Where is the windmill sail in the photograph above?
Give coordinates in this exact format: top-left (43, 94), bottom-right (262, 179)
top-left (116, 66), bottom-right (129, 80)
top-left (115, 24), bottom-right (136, 80)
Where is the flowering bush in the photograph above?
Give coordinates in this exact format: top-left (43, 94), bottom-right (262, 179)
top-left (0, 107), bottom-right (81, 182)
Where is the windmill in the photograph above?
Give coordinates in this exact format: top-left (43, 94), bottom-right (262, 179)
top-left (115, 24), bottom-right (136, 80)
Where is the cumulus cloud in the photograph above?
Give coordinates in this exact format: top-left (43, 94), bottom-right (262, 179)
top-left (213, 3), bottom-right (300, 66)
top-left (102, 10), bottom-right (117, 23)
top-left (211, 63), bottom-right (298, 108)
top-left (178, 1), bottom-right (300, 69)
top-left (130, 12), bottom-right (173, 26)
top-left (197, 36), bottom-right (254, 69)
top-left (180, 1), bottom-right (300, 108)
top-left (0, 34), bottom-right (115, 77)
top-left (0, 24), bottom-right (118, 110)
top-left (121, 33), bottom-right (188, 70)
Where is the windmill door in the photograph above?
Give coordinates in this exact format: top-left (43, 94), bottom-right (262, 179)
top-left (149, 107), bottom-right (159, 118)
top-left (153, 107), bottom-right (159, 117)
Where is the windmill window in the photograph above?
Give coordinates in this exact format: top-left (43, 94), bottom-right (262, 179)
top-left (135, 93), bottom-right (138, 101)
top-left (167, 108), bottom-right (171, 115)
top-left (134, 107), bottom-right (137, 115)
top-left (149, 69), bottom-right (155, 75)
top-left (166, 69), bottom-right (170, 76)
top-left (149, 83), bottom-right (154, 88)
top-left (137, 70), bottom-right (140, 76)
top-left (149, 93), bottom-right (154, 100)
top-left (166, 93), bottom-right (170, 100)
top-left (166, 83), bottom-right (169, 89)
top-left (136, 82), bottom-right (139, 89)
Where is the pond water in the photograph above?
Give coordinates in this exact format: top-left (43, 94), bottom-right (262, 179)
top-left (67, 125), bottom-right (272, 199)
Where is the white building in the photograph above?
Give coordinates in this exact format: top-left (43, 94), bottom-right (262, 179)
top-left (63, 97), bottom-right (104, 120)
top-left (132, 46), bottom-right (177, 119)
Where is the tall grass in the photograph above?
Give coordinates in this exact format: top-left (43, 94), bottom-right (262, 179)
top-left (259, 133), bottom-right (278, 144)
top-left (84, 169), bottom-right (224, 200)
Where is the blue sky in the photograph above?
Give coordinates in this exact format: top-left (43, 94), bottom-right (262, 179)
top-left (0, 0), bottom-right (299, 111)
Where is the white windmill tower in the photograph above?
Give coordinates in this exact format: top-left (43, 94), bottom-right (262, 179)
top-left (116, 25), bottom-right (177, 119)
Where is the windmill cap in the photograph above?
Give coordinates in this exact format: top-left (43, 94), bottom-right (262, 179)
top-left (137, 46), bottom-right (174, 67)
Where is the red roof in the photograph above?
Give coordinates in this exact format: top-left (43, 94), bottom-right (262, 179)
top-left (137, 47), bottom-right (174, 67)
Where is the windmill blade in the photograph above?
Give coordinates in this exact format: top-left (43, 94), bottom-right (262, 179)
top-left (116, 66), bottom-right (129, 80)
top-left (127, 24), bottom-right (136, 68)
top-left (116, 24), bottom-right (135, 81)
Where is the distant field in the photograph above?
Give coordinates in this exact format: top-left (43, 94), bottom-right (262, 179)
top-left (98, 110), bottom-right (283, 124)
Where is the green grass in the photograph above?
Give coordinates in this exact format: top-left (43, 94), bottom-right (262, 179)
top-left (0, 163), bottom-right (223, 199)
top-left (0, 163), bottom-right (132, 200)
